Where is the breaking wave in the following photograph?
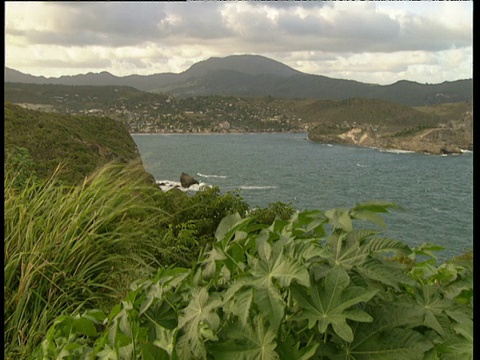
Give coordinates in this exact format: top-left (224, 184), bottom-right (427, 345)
top-left (238, 185), bottom-right (278, 190)
top-left (379, 149), bottom-right (415, 154)
top-left (197, 173), bottom-right (228, 179)
top-left (155, 180), bottom-right (210, 192)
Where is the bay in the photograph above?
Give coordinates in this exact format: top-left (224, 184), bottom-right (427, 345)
top-left (132, 132), bottom-right (473, 260)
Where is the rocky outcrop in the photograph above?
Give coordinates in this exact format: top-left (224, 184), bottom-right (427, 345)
top-left (180, 172), bottom-right (199, 188)
top-left (308, 123), bottom-right (472, 155)
top-left (307, 101), bottom-right (473, 155)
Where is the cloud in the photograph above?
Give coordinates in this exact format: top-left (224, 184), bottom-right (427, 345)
top-left (6, 2), bottom-right (232, 47)
top-left (6, 2), bottom-right (472, 51)
top-left (4, 1), bottom-right (472, 84)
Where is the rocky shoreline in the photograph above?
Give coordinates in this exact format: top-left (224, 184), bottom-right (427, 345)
top-left (307, 123), bottom-right (473, 155)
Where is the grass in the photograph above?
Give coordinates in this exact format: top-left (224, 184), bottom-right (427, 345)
top-left (4, 161), bottom-right (167, 359)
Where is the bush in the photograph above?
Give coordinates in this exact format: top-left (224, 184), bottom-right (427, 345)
top-left (146, 186), bottom-right (251, 267)
top-left (249, 201), bottom-right (296, 225)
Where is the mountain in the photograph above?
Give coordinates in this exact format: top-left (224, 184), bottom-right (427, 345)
top-left (182, 54), bottom-right (301, 78)
top-left (5, 54), bottom-right (473, 106)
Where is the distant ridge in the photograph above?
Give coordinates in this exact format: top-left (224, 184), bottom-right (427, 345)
top-left (4, 54), bottom-right (473, 106)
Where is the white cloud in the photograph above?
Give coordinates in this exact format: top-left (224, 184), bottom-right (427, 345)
top-left (4, 1), bottom-right (473, 84)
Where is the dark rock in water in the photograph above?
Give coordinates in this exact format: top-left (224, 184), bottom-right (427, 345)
top-left (180, 172), bottom-right (199, 188)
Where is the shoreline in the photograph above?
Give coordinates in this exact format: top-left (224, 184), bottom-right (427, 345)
top-left (130, 130), bottom-right (307, 136)
top-left (131, 131), bottom-right (472, 156)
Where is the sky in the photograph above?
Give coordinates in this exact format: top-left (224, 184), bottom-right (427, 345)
top-left (5, 1), bottom-right (473, 85)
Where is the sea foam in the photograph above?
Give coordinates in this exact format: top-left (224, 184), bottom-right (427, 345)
top-left (197, 173), bottom-right (228, 179)
top-left (156, 180), bottom-right (210, 192)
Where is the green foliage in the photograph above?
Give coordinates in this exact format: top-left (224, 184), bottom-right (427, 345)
top-left (147, 186), bottom-right (251, 267)
top-left (4, 162), bottom-right (168, 359)
top-left (4, 146), bottom-right (37, 188)
top-left (33, 201), bottom-right (472, 359)
top-left (4, 102), bottom-right (141, 185)
top-left (249, 201), bottom-right (296, 225)
top-left (306, 97), bottom-right (444, 131)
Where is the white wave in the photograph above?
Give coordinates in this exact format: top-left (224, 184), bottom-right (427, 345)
top-left (356, 163), bottom-right (366, 167)
top-left (379, 149), bottom-right (415, 154)
top-left (326, 144), bottom-right (333, 147)
top-left (460, 149), bottom-right (472, 154)
top-left (239, 185), bottom-right (278, 190)
top-left (156, 180), bottom-right (210, 192)
top-left (197, 172), bottom-right (228, 179)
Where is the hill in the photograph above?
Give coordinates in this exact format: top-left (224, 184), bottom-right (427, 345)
top-left (4, 83), bottom-right (472, 154)
top-left (307, 98), bottom-right (473, 154)
top-left (4, 102), bottom-right (147, 184)
top-left (5, 54), bottom-right (473, 106)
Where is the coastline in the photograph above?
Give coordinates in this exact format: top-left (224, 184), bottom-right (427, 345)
top-left (131, 129), bottom-right (472, 156)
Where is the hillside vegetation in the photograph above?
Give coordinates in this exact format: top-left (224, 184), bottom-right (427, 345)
top-left (5, 83), bottom-right (473, 154)
top-left (307, 99), bottom-right (473, 154)
top-left (4, 102), bottom-right (144, 184)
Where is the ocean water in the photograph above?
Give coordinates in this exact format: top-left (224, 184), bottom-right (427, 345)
top-left (132, 132), bottom-right (473, 260)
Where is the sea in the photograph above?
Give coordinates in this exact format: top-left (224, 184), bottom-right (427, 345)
top-left (132, 132), bottom-right (473, 261)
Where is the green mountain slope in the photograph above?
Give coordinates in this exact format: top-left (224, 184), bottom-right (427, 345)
top-left (4, 102), bottom-right (144, 184)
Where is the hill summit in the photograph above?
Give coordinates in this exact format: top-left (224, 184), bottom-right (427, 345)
top-left (182, 54), bottom-right (302, 78)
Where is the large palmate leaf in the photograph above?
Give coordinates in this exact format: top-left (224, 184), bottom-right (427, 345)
top-left (249, 236), bottom-right (310, 329)
top-left (275, 337), bottom-right (319, 360)
top-left (292, 266), bottom-right (377, 342)
top-left (215, 212), bottom-right (256, 247)
top-left (348, 200), bottom-right (403, 230)
top-left (176, 287), bottom-right (222, 359)
top-left (210, 316), bottom-right (278, 360)
top-left (355, 257), bottom-right (414, 290)
top-left (327, 230), bottom-right (368, 270)
top-left (437, 322), bottom-right (473, 359)
top-left (326, 327), bottom-right (433, 360)
top-left (287, 209), bottom-right (327, 238)
top-left (393, 283), bottom-right (473, 352)
top-left (317, 301), bottom-right (433, 359)
top-left (325, 208), bottom-right (353, 232)
top-left (324, 227), bottom-right (414, 290)
top-left (223, 286), bottom-right (254, 326)
top-left (321, 307), bottom-right (427, 359)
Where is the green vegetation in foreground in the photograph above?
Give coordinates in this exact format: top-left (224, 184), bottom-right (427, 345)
top-left (5, 164), bottom-right (473, 360)
top-left (4, 149), bottom-right (294, 359)
top-left (4, 160), bottom-right (166, 359)
top-left (31, 202), bottom-right (473, 360)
